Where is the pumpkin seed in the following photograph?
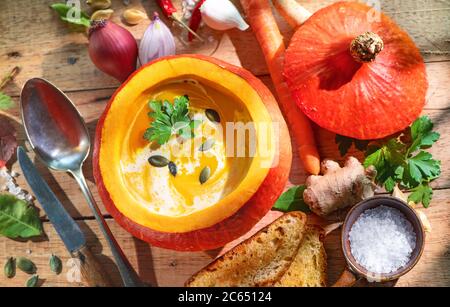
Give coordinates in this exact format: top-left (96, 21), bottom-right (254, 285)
top-left (86, 0), bottom-right (111, 10)
top-left (17, 257), bottom-right (36, 274)
top-left (199, 166), bottom-right (211, 184)
top-left (168, 162), bottom-right (177, 177)
top-left (49, 254), bottom-right (62, 275)
top-left (205, 109), bottom-right (220, 123)
top-left (4, 257), bottom-right (15, 278)
top-left (26, 274), bottom-right (39, 287)
top-left (199, 139), bottom-right (215, 152)
top-left (148, 155), bottom-right (170, 167)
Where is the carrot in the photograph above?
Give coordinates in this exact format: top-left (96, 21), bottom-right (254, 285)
top-left (240, 0), bottom-right (320, 175)
top-left (273, 0), bottom-right (311, 28)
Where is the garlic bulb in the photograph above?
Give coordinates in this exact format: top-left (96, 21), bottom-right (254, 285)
top-left (200, 0), bottom-right (249, 31)
top-left (139, 13), bottom-right (176, 66)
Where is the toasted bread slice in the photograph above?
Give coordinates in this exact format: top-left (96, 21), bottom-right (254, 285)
top-left (185, 212), bottom-right (307, 287)
top-left (275, 225), bottom-right (327, 287)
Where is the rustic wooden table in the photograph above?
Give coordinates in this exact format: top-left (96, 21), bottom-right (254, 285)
top-left (0, 0), bottom-right (449, 287)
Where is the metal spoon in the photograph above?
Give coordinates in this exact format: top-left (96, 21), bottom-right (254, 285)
top-left (20, 78), bottom-right (143, 287)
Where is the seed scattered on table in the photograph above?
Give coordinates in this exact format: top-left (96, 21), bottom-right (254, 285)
top-left (17, 257), bottom-right (36, 274)
top-left (4, 257), bottom-right (15, 278)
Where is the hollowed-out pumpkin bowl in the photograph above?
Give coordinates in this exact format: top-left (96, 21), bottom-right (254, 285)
top-left (93, 55), bottom-right (292, 251)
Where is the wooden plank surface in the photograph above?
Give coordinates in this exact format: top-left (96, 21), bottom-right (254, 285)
top-left (0, 189), bottom-right (448, 287)
top-left (1, 0), bottom-right (449, 96)
top-left (0, 0), bottom-right (449, 287)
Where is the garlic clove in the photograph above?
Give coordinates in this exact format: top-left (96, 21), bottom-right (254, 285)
top-left (200, 0), bottom-right (249, 31)
top-left (123, 9), bottom-right (147, 25)
top-left (91, 9), bottom-right (114, 21)
top-left (138, 13), bottom-right (176, 66)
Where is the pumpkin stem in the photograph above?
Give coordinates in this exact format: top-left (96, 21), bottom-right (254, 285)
top-left (350, 32), bottom-right (384, 63)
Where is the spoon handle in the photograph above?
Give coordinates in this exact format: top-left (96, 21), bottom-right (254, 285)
top-left (71, 168), bottom-right (145, 287)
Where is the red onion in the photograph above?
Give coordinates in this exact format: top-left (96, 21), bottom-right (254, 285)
top-left (88, 20), bottom-right (138, 82)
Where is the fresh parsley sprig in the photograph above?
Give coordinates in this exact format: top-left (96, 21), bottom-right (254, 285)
top-left (144, 95), bottom-right (201, 145)
top-left (362, 116), bottom-right (441, 207)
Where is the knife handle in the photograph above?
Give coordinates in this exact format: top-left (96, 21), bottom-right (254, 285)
top-left (71, 245), bottom-right (113, 287)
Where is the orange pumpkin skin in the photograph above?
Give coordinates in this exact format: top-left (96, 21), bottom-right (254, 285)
top-left (93, 55), bottom-right (292, 251)
top-left (284, 2), bottom-right (428, 140)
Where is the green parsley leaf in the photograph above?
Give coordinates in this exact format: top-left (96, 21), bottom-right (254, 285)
top-left (50, 3), bottom-right (91, 28)
top-left (0, 92), bottom-right (14, 110)
top-left (405, 151), bottom-right (441, 186)
top-left (144, 96), bottom-right (200, 145)
top-left (363, 117), bottom-right (441, 207)
top-left (364, 139), bottom-right (405, 192)
top-left (408, 116), bottom-right (440, 154)
top-left (408, 183), bottom-right (433, 208)
top-left (272, 186), bottom-right (311, 213)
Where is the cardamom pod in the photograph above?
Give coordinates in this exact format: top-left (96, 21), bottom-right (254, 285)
top-left (49, 254), bottom-right (62, 275)
top-left (17, 257), bottom-right (36, 274)
top-left (4, 257), bottom-right (15, 278)
top-left (26, 274), bottom-right (39, 287)
top-left (91, 9), bottom-right (114, 21)
top-left (86, 0), bottom-right (111, 10)
top-left (123, 9), bottom-right (147, 25)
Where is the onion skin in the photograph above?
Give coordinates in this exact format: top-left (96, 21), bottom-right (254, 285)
top-left (88, 20), bottom-right (138, 82)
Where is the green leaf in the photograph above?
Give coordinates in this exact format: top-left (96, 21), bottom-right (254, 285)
top-left (408, 116), bottom-right (440, 154)
top-left (405, 151), bottom-right (441, 186)
top-left (0, 194), bottom-right (43, 239)
top-left (50, 3), bottom-right (91, 28)
top-left (272, 186), bottom-right (311, 213)
top-left (363, 147), bottom-right (384, 169)
top-left (408, 183), bottom-right (433, 208)
top-left (172, 121), bottom-right (190, 133)
top-left (0, 92), bottom-right (14, 110)
top-left (144, 96), bottom-right (200, 144)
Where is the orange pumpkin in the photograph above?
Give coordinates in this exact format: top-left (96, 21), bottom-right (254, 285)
top-left (93, 55), bottom-right (292, 251)
top-left (284, 2), bottom-right (427, 140)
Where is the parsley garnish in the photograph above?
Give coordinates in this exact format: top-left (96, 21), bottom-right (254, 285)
top-left (363, 116), bottom-right (441, 207)
top-left (143, 95), bottom-right (201, 145)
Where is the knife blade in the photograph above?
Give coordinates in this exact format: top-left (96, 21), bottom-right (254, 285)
top-left (17, 146), bottom-right (86, 253)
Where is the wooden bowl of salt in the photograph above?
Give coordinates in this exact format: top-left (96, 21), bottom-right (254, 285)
top-left (333, 196), bottom-right (425, 287)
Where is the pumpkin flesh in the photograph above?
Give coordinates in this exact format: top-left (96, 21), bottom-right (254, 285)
top-left (97, 57), bottom-right (276, 234)
top-left (284, 2), bottom-right (427, 140)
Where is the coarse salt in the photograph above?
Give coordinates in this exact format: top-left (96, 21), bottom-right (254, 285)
top-left (0, 167), bottom-right (34, 203)
top-left (349, 205), bottom-right (416, 274)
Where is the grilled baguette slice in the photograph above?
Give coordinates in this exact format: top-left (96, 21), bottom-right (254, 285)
top-left (185, 212), bottom-right (307, 287)
top-left (276, 225), bottom-right (327, 287)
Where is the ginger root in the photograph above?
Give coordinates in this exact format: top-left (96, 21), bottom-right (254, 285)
top-left (303, 157), bottom-right (376, 216)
